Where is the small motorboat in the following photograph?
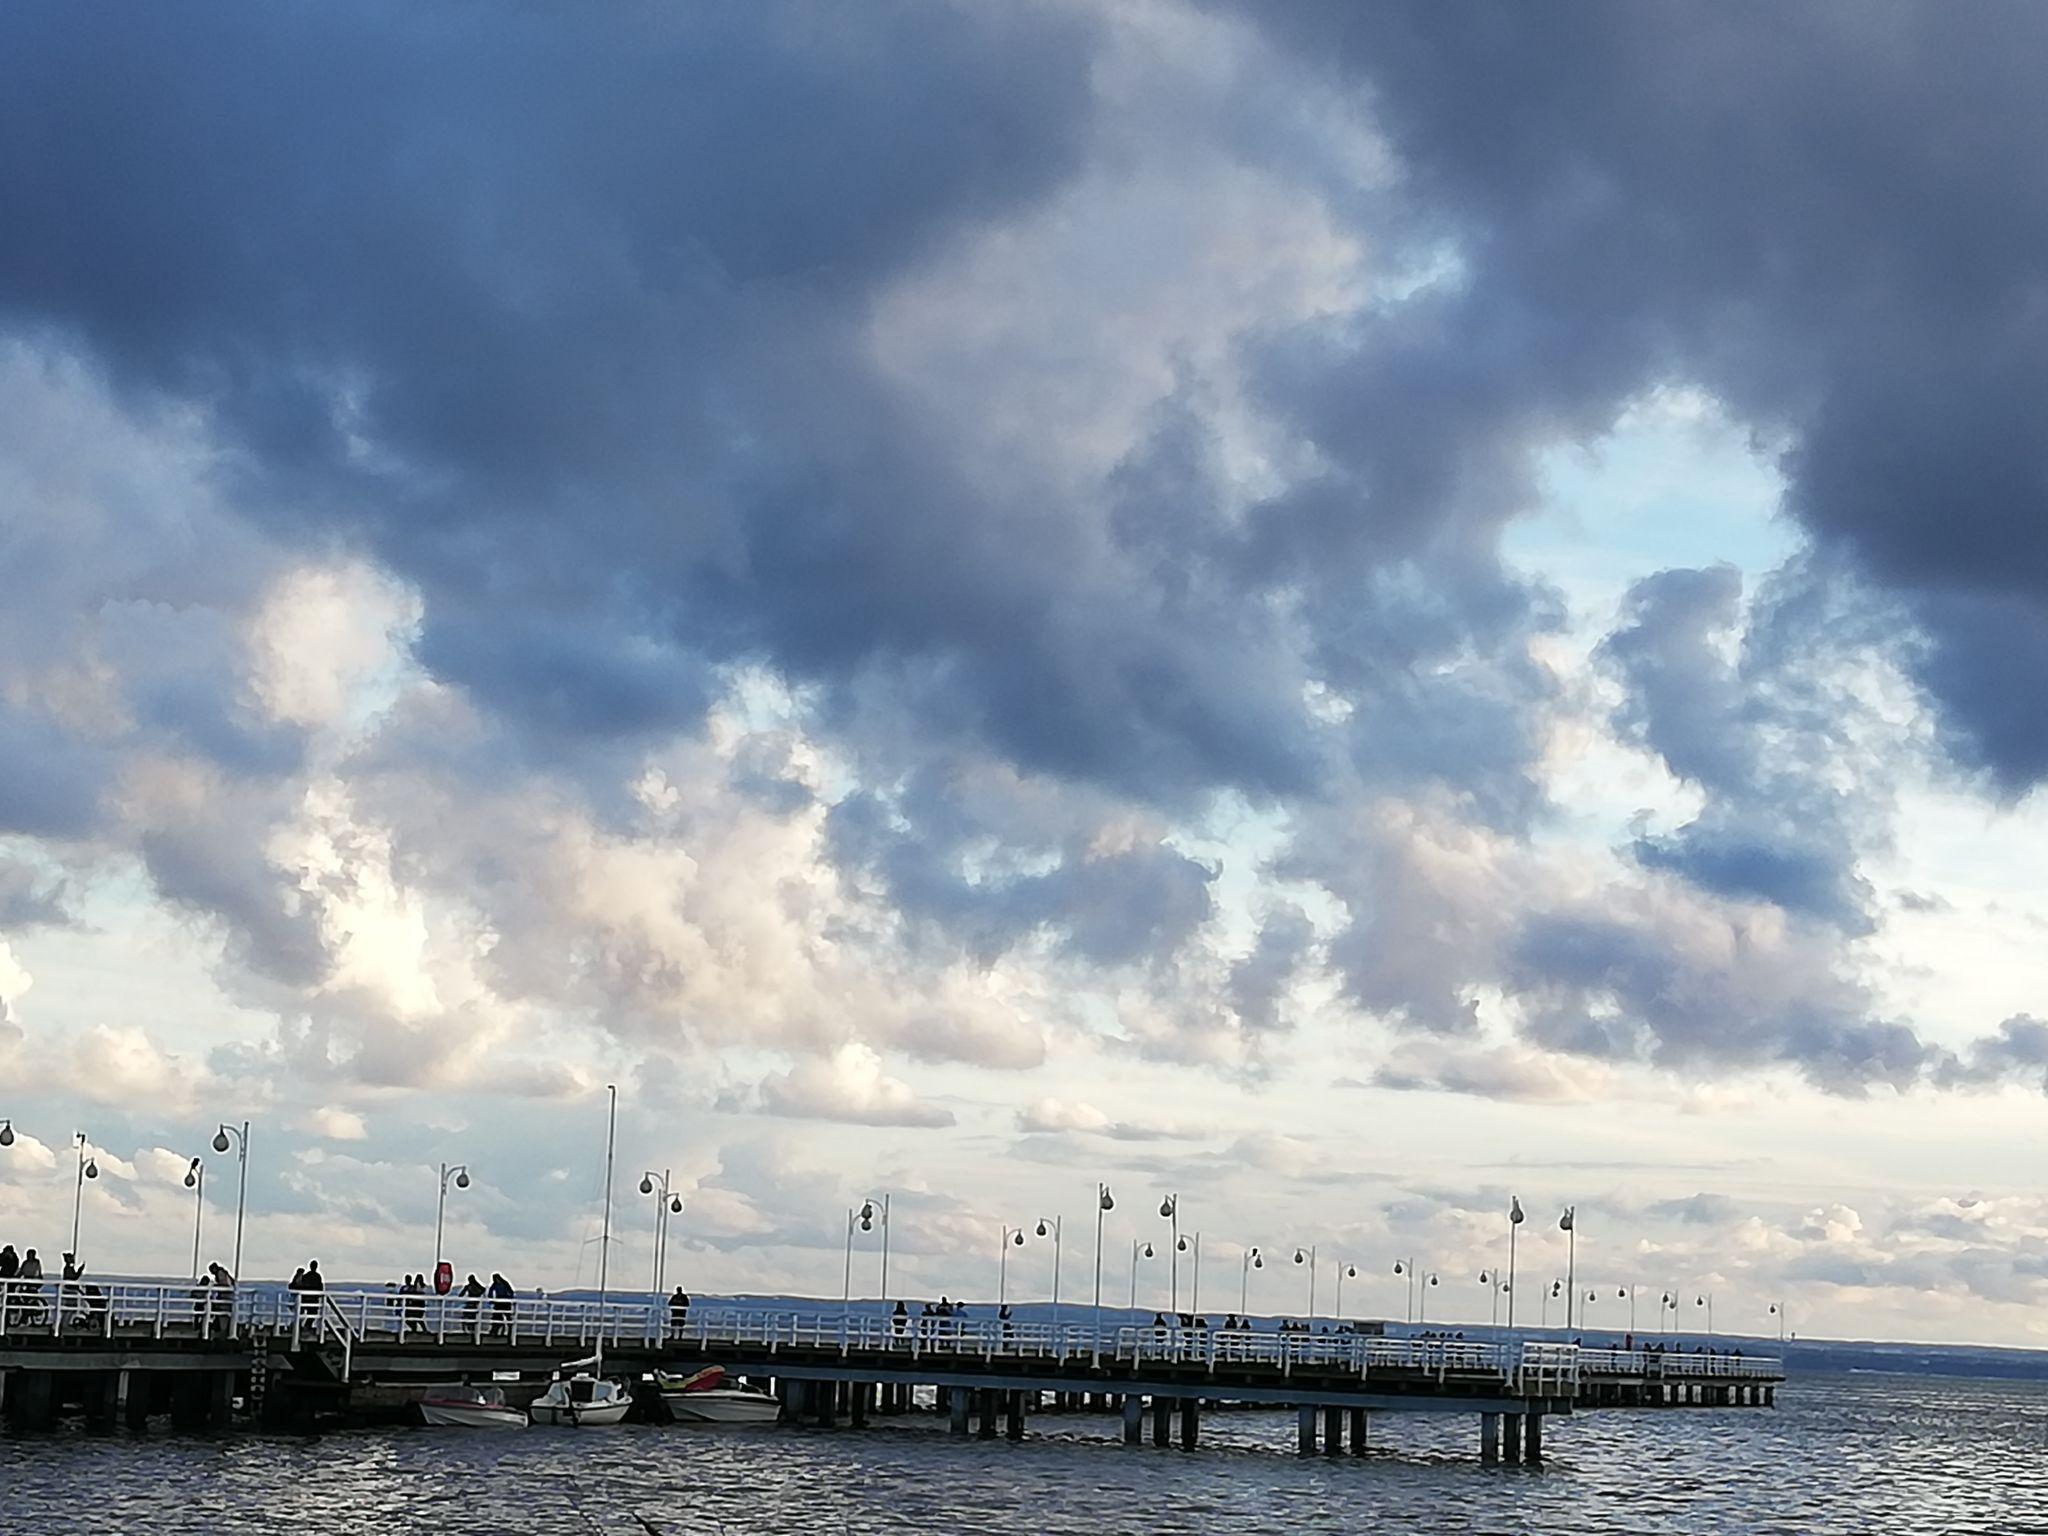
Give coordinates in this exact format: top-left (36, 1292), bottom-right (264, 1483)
top-left (419, 1384), bottom-right (526, 1429)
top-left (529, 1372), bottom-right (635, 1427)
top-left (657, 1366), bottom-right (780, 1425)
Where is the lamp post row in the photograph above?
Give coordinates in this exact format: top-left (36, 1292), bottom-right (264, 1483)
top-left (0, 1118), bottom-right (1773, 1332)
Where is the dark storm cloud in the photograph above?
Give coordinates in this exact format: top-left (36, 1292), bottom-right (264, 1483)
top-left (1599, 562), bottom-right (1889, 930)
top-left (1229, 0), bottom-right (2048, 793)
top-left (0, 0), bottom-right (1363, 807)
top-left (827, 779), bottom-right (1216, 969)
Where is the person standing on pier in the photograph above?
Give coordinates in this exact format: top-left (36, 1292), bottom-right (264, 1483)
top-left (669, 1285), bottom-right (690, 1334)
top-left (488, 1272), bottom-right (514, 1334)
top-left (460, 1272), bottom-right (485, 1330)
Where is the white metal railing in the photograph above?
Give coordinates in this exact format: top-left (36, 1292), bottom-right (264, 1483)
top-left (0, 1280), bottom-right (1783, 1392)
top-left (1511, 1341), bottom-right (1580, 1395)
top-left (0, 1277), bottom-right (238, 1340)
top-left (1579, 1346), bottom-right (1784, 1380)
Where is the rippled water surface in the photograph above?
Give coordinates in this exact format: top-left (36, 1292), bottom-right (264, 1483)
top-left (5, 1373), bottom-right (2045, 1534)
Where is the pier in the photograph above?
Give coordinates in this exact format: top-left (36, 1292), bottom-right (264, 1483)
top-left (0, 1277), bottom-right (1782, 1460)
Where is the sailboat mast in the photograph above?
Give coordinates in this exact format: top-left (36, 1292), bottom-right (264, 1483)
top-left (598, 1082), bottom-right (618, 1301)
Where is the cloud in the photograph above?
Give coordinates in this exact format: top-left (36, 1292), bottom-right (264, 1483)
top-left (1230, 0), bottom-right (2048, 795)
top-left (750, 1044), bottom-right (956, 1129)
top-left (1372, 1042), bottom-right (1613, 1104)
top-left (301, 1107), bottom-right (368, 1142)
top-left (1013, 1096), bottom-right (1185, 1141)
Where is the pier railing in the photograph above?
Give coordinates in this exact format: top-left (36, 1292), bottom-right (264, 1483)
top-left (0, 1279), bottom-right (1779, 1391)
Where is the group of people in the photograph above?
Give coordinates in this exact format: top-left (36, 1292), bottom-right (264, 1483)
top-left (0, 1247), bottom-right (107, 1328)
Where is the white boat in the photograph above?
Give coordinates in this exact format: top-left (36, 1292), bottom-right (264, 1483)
top-left (529, 1373), bottom-right (635, 1426)
top-left (658, 1366), bottom-right (780, 1425)
top-left (419, 1385), bottom-right (526, 1429)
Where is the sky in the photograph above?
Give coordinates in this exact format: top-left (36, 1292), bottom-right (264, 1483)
top-left (3, 0), bottom-right (2048, 1349)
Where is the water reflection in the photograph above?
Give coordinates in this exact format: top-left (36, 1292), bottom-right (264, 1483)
top-left (3, 1374), bottom-right (2044, 1534)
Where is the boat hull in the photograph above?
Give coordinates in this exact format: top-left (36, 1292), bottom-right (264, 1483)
top-left (419, 1399), bottom-right (527, 1429)
top-left (662, 1389), bottom-right (780, 1425)
top-left (529, 1397), bottom-right (633, 1426)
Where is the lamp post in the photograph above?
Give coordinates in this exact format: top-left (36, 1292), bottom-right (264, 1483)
top-left (1333, 1259), bottom-right (1358, 1321)
top-left (434, 1161), bottom-right (470, 1272)
top-left (1179, 1230), bottom-right (1200, 1315)
top-left (1620, 1284), bottom-right (1637, 1334)
top-left (70, 1132), bottom-right (99, 1256)
top-left (1158, 1194), bottom-right (1181, 1312)
top-left (182, 1157), bottom-right (205, 1280)
top-left (210, 1121), bottom-right (250, 1281)
top-left (843, 1194), bottom-right (890, 1306)
top-left (1543, 1278), bottom-right (1562, 1330)
top-left (1507, 1195), bottom-right (1525, 1328)
top-left (1393, 1257), bottom-right (1423, 1324)
top-left (1129, 1238), bottom-right (1154, 1310)
top-left (1416, 1269), bottom-right (1440, 1325)
top-left (1478, 1269), bottom-right (1503, 1328)
top-left (1660, 1290), bottom-right (1678, 1333)
top-left (1292, 1245), bottom-right (1317, 1323)
top-left (1092, 1183), bottom-right (1114, 1358)
top-left (1239, 1246), bottom-right (1264, 1314)
top-left (1696, 1292), bottom-right (1715, 1335)
top-left (1560, 1205), bottom-right (1577, 1332)
top-left (1030, 1216), bottom-right (1064, 1328)
top-left (1769, 1300), bottom-right (1785, 1343)
top-left (640, 1170), bottom-right (683, 1296)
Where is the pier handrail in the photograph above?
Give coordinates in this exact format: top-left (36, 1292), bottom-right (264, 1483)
top-left (0, 1279), bottom-right (1789, 1401)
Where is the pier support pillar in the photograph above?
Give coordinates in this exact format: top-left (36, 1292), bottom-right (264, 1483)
top-left (1524, 1412), bottom-right (1543, 1464)
top-left (1179, 1398), bottom-right (1200, 1450)
top-left (1122, 1394), bottom-right (1143, 1445)
top-left (814, 1382), bottom-right (837, 1428)
top-left (1296, 1404), bottom-right (1317, 1455)
top-left (1323, 1405), bottom-right (1342, 1457)
top-left (1348, 1407), bottom-right (1368, 1456)
top-left (83, 1369), bottom-right (120, 1430)
top-left (1502, 1412), bottom-right (1522, 1464)
top-left (1151, 1395), bottom-right (1170, 1447)
top-left (949, 1388), bottom-right (970, 1436)
top-left (122, 1370), bottom-right (151, 1431)
top-left (1480, 1412), bottom-right (1500, 1464)
top-left (850, 1385), bottom-right (869, 1429)
top-left (6, 1370), bottom-right (55, 1433)
top-left (1764, 1386), bottom-right (1775, 1408)
top-left (976, 1390), bottom-right (997, 1440)
top-left (1005, 1392), bottom-right (1024, 1441)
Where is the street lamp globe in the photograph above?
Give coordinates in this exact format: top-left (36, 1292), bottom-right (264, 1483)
top-left (454, 1169), bottom-right (470, 1190)
top-left (639, 1174), bottom-right (655, 1194)
top-left (84, 1158), bottom-right (98, 1180)
top-left (212, 1129), bottom-right (231, 1153)
top-left (1012, 1229), bottom-right (1025, 1247)
top-left (0, 1121), bottom-right (14, 1147)
top-left (669, 1195), bottom-right (683, 1214)
top-left (1099, 1186), bottom-right (1115, 1212)
top-left (1142, 1242), bottom-right (1154, 1258)
top-left (1037, 1220), bottom-right (1051, 1238)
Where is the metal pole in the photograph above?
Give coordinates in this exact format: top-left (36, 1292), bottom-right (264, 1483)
top-left (1566, 1220), bottom-right (1577, 1332)
top-left (1051, 1216), bottom-right (1063, 1328)
top-left (843, 1209), bottom-right (855, 1305)
top-left (879, 1193), bottom-right (891, 1303)
top-left (70, 1132), bottom-right (87, 1255)
top-left (1307, 1245), bottom-right (1317, 1323)
top-left (1507, 1224), bottom-right (1518, 1328)
top-left (230, 1123), bottom-right (248, 1282)
top-left (1190, 1232), bottom-right (1200, 1316)
top-left (597, 1084), bottom-right (617, 1301)
top-left (1093, 1186), bottom-right (1106, 1348)
top-left (190, 1163), bottom-right (204, 1280)
top-left (434, 1163), bottom-right (449, 1272)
